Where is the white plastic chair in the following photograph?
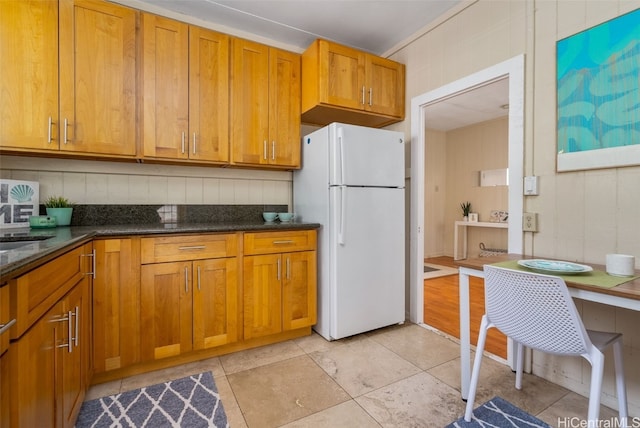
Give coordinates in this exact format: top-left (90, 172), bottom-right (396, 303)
top-left (464, 265), bottom-right (628, 427)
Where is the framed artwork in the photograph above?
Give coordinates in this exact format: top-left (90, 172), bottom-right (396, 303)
top-left (556, 9), bottom-right (640, 172)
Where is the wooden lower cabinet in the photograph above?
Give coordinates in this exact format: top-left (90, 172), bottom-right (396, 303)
top-left (243, 250), bottom-right (316, 340)
top-left (10, 274), bottom-right (91, 428)
top-left (140, 257), bottom-right (238, 362)
top-left (92, 238), bottom-right (141, 374)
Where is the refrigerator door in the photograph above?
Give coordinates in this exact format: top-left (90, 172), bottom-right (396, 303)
top-left (329, 123), bottom-right (404, 188)
top-left (329, 185), bottom-right (404, 339)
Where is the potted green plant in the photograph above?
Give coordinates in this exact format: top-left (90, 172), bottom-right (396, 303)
top-left (460, 201), bottom-right (471, 221)
top-left (44, 196), bottom-right (74, 226)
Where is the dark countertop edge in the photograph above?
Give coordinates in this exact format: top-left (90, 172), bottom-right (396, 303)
top-left (0, 222), bottom-right (320, 283)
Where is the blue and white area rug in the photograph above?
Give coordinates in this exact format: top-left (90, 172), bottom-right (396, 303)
top-left (76, 371), bottom-right (229, 428)
top-left (447, 396), bottom-right (551, 427)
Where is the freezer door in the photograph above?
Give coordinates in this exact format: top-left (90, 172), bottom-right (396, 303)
top-left (329, 123), bottom-right (404, 188)
top-left (329, 186), bottom-right (404, 339)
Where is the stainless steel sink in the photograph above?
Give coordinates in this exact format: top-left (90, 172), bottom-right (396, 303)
top-left (0, 235), bottom-right (54, 253)
top-left (0, 241), bottom-right (37, 251)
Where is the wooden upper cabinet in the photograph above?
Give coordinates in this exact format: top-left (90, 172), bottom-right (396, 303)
top-left (59, 0), bottom-right (137, 156)
top-left (231, 39), bottom-right (301, 169)
top-left (301, 39), bottom-right (405, 128)
top-left (0, 0), bottom-right (59, 151)
top-left (366, 55), bottom-right (405, 117)
top-left (141, 14), bottom-right (190, 160)
top-left (189, 27), bottom-right (230, 163)
top-left (141, 14), bottom-right (229, 163)
top-left (0, 0), bottom-right (137, 156)
top-left (269, 49), bottom-right (302, 168)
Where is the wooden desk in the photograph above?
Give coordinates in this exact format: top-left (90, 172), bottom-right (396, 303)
top-left (453, 221), bottom-right (508, 260)
top-left (454, 254), bottom-right (640, 400)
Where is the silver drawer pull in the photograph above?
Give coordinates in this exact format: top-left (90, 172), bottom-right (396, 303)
top-left (0, 318), bottom-right (16, 335)
top-left (272, 240), bottom-right (294, 245)
top-left (178, 245), bottom-right (206, 250)
top-left (81, 250), bottom-right (96, 279)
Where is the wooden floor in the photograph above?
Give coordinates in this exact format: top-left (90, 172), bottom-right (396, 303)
top-left (424, 256), bottom-right (507, 359)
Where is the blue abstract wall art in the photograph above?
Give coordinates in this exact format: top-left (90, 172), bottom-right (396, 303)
top-left (556, 8), bottom-right (640, 171)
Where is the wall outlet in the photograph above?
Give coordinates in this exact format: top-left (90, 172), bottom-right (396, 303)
top-left (523, 212), bottom-right (538, 232)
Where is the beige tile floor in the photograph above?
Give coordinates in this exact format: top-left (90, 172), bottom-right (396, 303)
top-left (85, 323), bottom-right (623, 427)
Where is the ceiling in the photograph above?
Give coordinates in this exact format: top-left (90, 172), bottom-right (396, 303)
top-left (129, 0), bottom-right (466, 56)
top-left (424, 78), bottom-right (510, 131)
top-left (127, 0), bottom-right (508, 131)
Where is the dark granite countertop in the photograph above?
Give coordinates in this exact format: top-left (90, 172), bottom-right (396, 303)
top-left (0, 219), bottom-right (320, 283)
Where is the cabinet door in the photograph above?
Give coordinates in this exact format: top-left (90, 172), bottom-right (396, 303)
top-left (189, 27), bottom-right (230, 163)
top-left (0, 0), bottom-right (59, 151)
top-left (365, 56), bottom-right (405, 117)
top-left (60, 277), bottom-right (90, 428)
top-left (193, 258), bottom-right (238, 349)
top-left (141, 14), bottom-right (189, 159)
top-left (231, 39), bottom-right (270, 165)
top-left (268, 48), bottom-right (301, 168)
top-left (282, 251), bottom-right (317, 331)
top-left (10, 301), bottom-right (61, 428)
top-left (59, 0), bottom-right (137, 156)
top-left (93, 239), bottom-right (141, 373)
top-left (243, 254), bottom-right (282, 339)
top-left (141, 262), bottom-right (193, 361)
top-left (0, 349), bottom-right (9, 428)
top-left (320, 41), bottom-right (365, 110)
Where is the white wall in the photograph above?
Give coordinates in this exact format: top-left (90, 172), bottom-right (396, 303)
top-left (390, 0), bottom-right (640, 415)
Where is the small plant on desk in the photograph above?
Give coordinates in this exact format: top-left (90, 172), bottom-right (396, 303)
top-left (460, 201), bottom-right (471, 220)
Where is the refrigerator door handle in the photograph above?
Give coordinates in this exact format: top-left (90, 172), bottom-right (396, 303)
top-left (337, 127), bottom-right (345, 185)
top-left (338, 186), bottom-right (346, 245)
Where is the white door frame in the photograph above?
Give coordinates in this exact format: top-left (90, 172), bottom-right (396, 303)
top-left (409, 54), bottom-right (525, 324)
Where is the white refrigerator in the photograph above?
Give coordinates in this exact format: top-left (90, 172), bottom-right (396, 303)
top-left (293, 123), bottom-right (405, 340)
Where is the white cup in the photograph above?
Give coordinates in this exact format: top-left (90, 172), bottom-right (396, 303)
top-left (605, 254), bottom-right (635, 277)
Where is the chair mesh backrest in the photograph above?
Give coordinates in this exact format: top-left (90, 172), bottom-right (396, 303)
top-left (483, 265), bottom-right (591, 356)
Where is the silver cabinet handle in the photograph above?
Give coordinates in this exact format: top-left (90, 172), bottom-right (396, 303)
top-left (286, 257), bottom-right (290, 280)
top-left (197, 265), bottom-right (201, 291)
top-left (0, 318), bottom-right (16, 335)
top-left (179, 245), bottom-right (206, 251)
top-left (72, 306), bottom-right (79, 347)
top-left (193, 132), bottom-right (197, 154)
top-left (361, 86), bottom-right (366, 105)
top-left (47, 116), bottom-right (53, 143)
top-left (272, 141), bottom-right (276, 160)
top-left (277, 258), bottom-right (281, 281)
top-left (263, 140), bottom-right (268, 160)
top-left (181, 131), bottom-right (186, 154)
top-left (55, 312), bottom-right (73, 352)
top-left (369, 88), bottom-right (373, 106)
top-left (273, 240), bottom-right (294, 245)
top-left (185, 267), bottom-right (189, 293)
top-left (63, 118), bottom-right (68, 144)
top-left (81, 249), bottom-right (96, 279)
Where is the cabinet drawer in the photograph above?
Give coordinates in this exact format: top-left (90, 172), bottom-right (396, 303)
top-left (141, 234), bottom-right (238, 264)
top-left (243, 230), bottom-right (317, 255)
top-left (10, 243), bottom-right (92, 339)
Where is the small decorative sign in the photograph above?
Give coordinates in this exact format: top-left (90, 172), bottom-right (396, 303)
top-left (0, 179), bottom-right (40, 228)
top-left (468, 213), bottom-right (478, 222)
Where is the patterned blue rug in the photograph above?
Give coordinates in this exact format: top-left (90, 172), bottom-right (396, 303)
top-left (76, 371), bottom-right (228, 428)
top-left (447, 396), bottom-right (551, 427)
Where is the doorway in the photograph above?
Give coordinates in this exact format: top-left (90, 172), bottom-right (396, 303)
top-left (408, 55), bottom-right (525, 325)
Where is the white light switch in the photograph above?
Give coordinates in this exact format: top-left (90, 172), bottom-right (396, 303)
top-left (524, 176), bottom-right (539, 195)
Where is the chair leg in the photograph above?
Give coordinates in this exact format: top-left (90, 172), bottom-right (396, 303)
top-left (515, 341), bottom-right (524, 390)
top-left (587, 350), bottom-right (604, 427)
top-left (464, 315), bottom-right (489, 422)
top-left (612, 339), bottom-right (628, 426)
